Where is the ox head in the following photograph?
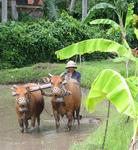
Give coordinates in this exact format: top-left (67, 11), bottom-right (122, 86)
top-left (11, 85), bottom-right (31, 112)
top-left (43, 73), bottom-right (67, 96)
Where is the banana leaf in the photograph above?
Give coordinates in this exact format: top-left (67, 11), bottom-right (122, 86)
top-left (134, 28), bottom-right (138, 40)
top-left (83, 3), bottom-right (116, 24)
top-left (126, 77), bottom-right (138, 97)
top-left (125, 3), bottom-right (134, 29)
top-left (55, 38), bottom-right (129, 60)
top-left (85, 69), bottom-right (138, 118)
top-left (90, 19), bottom-right (120, 31)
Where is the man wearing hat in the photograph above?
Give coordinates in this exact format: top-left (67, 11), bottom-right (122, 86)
top-left (64, 60), bottom-right (81, 83)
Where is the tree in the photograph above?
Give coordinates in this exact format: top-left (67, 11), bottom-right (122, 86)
top-left (83, 2), bottom-right (136, 78)
top-left (43, 0), bottom-right (58, 21)
top-left (69, 0), bottom-right (76, 13)
top-left (11, 0), bottom-right (18, 20)
top-left (82, 0), bottom-right (87, 20)
top-left (2, 0), bottom-right (7, 23)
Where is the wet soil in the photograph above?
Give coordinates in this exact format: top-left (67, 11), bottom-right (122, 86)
top-left (0, 86), bottom-right (101, 150)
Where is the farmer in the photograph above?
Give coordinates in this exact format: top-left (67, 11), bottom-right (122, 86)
top-left (42, 60), bottom-right (81, 97)
top-left (64, 60), bottom-right (81, 83)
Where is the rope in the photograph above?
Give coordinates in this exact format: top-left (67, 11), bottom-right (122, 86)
top-left (44, 107), bottom-right (53, 117)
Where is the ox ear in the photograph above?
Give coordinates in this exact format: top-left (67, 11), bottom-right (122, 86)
top-left (62, 80), bottom-right (67, 85)
top-left (12, 91), bottom-right (17, 96)
top-left (11, 85), bottom-right (18, 91)
top-left (26, 86), bottom-right (30, 92)
top-left (43, 77), bottom-right (51, 83)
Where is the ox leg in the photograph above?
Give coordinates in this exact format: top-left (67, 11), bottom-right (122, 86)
top-left (24, 119), bottom-right (28, 132)
top-left (36, 116), bottom-right (40, 132)
top-left (31, 116), bottom-right (36, 131)
top-left (53, 111), bottom-right (60, 130)
top-left (37, 116), bottom-right (40, 127)
top-left (18, 119), bottom-right (24, 133)
top-left (72, 111), bottom-right (76, 124)
top-left (67, 112), bottom-right (73, 131)
top-left (76, 107), bottom-right (80, 127)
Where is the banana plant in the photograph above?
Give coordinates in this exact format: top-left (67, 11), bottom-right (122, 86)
top-left (88, 3), bottom-right (134, 44)
top-left (56, 3), bottom-right (137, 77)
top-left (55, 38), bottom-right (135, 77)
top-left (82, 2), bottom-right (116, 24)
top-left (89, 19), bottom-right (121, 34)
top-left (83, 2), bottom-right (133, 40)
top-left (85, 69), bottom-right (138, 150)
top-left (55, 38), bottom-right (131, 60)
top-left (134, 28), bottom-right (138, 39)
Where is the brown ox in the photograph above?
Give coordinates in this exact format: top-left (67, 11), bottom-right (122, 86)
top-left (43, 74), bottom-right (81, 131)
top-left (11, 83), bottom-right (44, 133)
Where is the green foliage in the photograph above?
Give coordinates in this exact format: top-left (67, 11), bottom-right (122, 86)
top-left (0, 63), bottom-right (65, 84)
top-left (85, 69), bottom-right (138, 117)
top-left (85, 69), bottom-right (138, 149)
top-left (134, 28), bottom-right (138, 39)
top-left (70, 115), bottom-right (133, 150)
top-left (90, 19), bottom-right (121, 31)
top-left (83, 2), bottom-right (116, 24)
top-left (0, 13), bottom-right (117, 69)
top-left (126, 27), bottom-right (138, 48)
top-left (55, 38), bottom-right (130, 60)
top-left (125, 3), bottom-right (134, 28)
top-left (0, 8), bottom-right (136, 69)
top-left (0, 60), bottom-right (135, 85)
top-left (0, 62), bottom-right (14, 70)
top-left (43, 0), bottom-right (58, 21)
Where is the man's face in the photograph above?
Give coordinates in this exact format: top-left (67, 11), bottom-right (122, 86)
top-left (67, 67), bottom-right (75, 72)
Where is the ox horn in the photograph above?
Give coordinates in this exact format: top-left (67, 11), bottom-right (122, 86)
top-left (48, 73), bottom-right (53, 77)
top-left (60, 72), bottom-right (65, 77)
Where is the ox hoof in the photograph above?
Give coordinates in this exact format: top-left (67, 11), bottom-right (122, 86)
top-left (56, 125), bottom-right (60, 132)
top-left (24, 128), bottom-right (29, 133)
top-left (20, 128), bottom-right (24, 133)
top-left (56, 128), bottom-right (60, 132)
top-left (67, 126), bottom-right (71, 132)
top-left (30, 127), bottom-right (35, 132)
top-left (56, 122), bottom-right (60, 128)
top-left (36, 127), bottom-right (40, 132)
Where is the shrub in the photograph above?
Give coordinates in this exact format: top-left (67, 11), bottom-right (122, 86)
top-left (0, 13), bottom-right (122, 69)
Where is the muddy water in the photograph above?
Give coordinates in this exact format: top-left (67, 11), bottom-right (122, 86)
top-left (0, 86), bottom-right (101, 150)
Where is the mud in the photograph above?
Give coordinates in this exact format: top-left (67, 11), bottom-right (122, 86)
top-left (0, 86), bottom-right (101, 150)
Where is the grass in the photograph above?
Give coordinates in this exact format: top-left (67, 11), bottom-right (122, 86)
top-left (70, 113), bottom-right (133, 150)
top-left (0, 60), bottom-right (136, 86)
top-left (69, 99), bottom-right (133, 150)
top-left (0, 62), bottom-right (65, 84)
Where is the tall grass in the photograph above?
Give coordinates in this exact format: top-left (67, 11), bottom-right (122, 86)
top-left (70, 113), bottom-right (133, 150)
top-left (0, 60), bottom-right (135, 85)
top-left (0, 63), bottom-right (65, 84)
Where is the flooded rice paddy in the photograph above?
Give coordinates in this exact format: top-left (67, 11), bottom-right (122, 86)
top-left (0, 86), bottom-right (101, 150)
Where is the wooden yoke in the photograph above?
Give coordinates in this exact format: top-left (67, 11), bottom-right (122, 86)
top-left (12, 83), bottom-right (52, 96)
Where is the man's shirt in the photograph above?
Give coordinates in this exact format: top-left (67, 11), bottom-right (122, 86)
top-left (64, 71), bottom-right (81, 82)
